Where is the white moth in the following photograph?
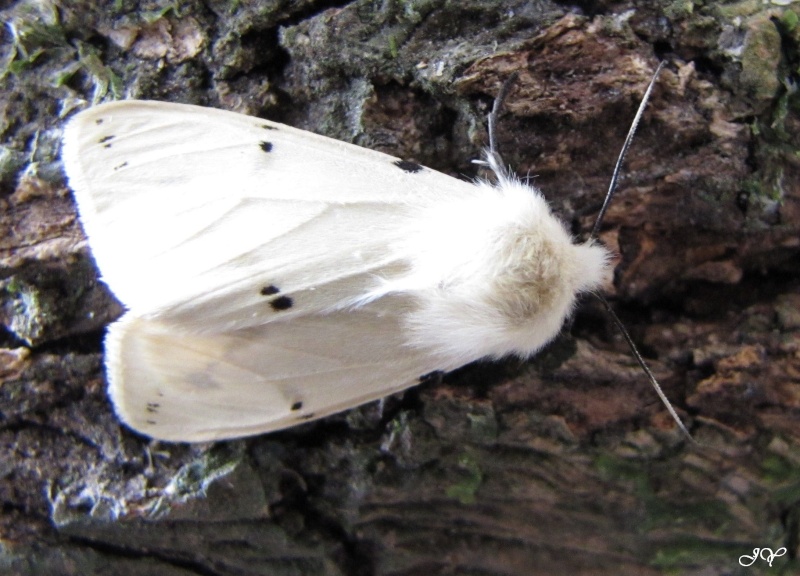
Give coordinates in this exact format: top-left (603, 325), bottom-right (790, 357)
top-left (63, 64), bottom-right (688, 443)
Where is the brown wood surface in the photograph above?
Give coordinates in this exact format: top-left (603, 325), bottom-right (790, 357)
top-left (1, 1), bottom-right (798, 574)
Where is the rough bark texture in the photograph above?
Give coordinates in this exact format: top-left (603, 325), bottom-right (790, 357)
top-left (1, 1), bottom-right (799, 574)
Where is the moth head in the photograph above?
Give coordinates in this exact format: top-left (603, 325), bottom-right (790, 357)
top-left (571, 240), bottom-right (615, 292)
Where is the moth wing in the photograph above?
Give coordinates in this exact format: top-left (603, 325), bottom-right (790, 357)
top-left (62, 100), bottom-right (471, 327)
top-left (109, 297), bottom-right (441, 442)
top-left (62, 100), bottom-right (476, 440)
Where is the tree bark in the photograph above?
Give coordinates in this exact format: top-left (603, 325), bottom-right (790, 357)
top-left (1, 1), bottom-right (798, 574)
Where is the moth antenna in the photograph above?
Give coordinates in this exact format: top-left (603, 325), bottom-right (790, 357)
top-left (588, 62), bottom-right (694, 442)
top-left (474, 72), bottom-right (520, 180)
top-left (590, 61), bottom-right (665, 240)
top-left (477, 63), bottom-right (692, 442)
top-left (595, 294), bottom-right (695, 444)
top-left (488, 72), bottom-right (519, 167)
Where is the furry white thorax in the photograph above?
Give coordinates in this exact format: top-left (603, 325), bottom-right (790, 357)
top-left (372, 170), bottom-right (613, 368)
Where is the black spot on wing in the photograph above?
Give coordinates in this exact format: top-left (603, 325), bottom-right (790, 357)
top-left (394, 159), bottom-right (423, 173)
top-left (146, 419), bottom-right (157, 425)
top-left (260, 284), bottom-right (292, 311)
top-left (261, 124), bottom-right (276, 130)
top-left (419, 371), bottom-right (444, 384)
top-left (99, 135), bottom-right (115, 148)
top-left (114, 161), bottom-right (129, 171)
top-left (95, 119), bottom-right (104, 125)
top-left (260, 141), bottom-right (273, 152)
top-left (146, 402), bottom-right (160, 413)
top-left (270, 296), bottom-right (293, 311)
top-left (291, 401), bottom-right (303, 411)
top-left (299, 413), bottom-right (315, 421)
